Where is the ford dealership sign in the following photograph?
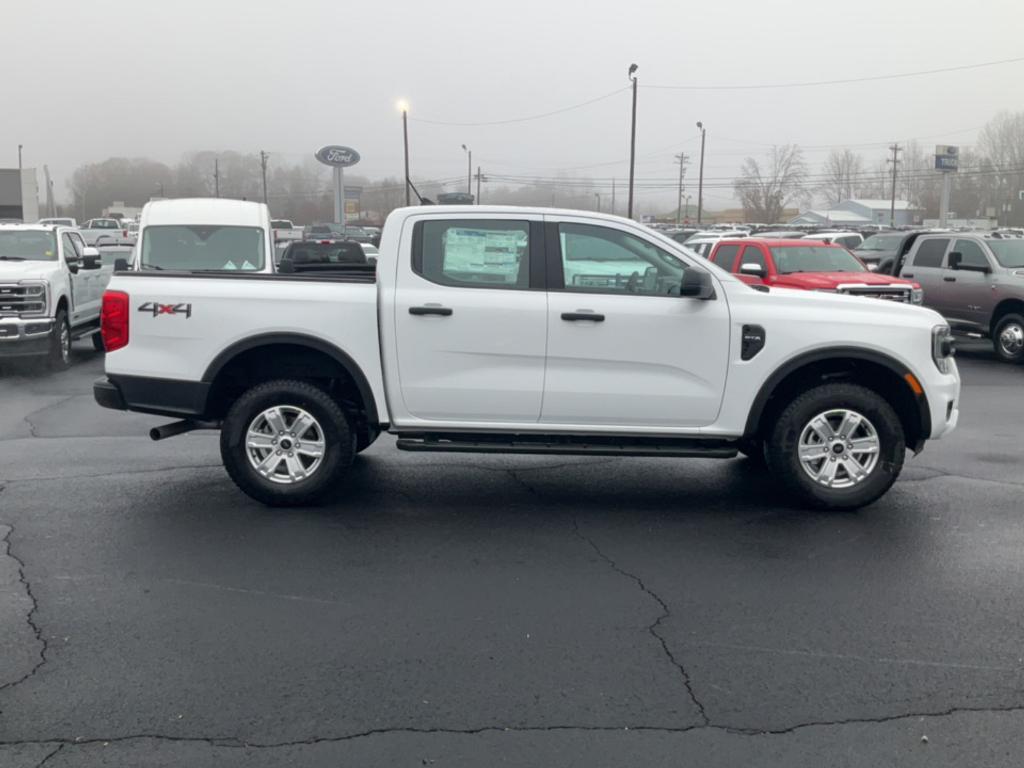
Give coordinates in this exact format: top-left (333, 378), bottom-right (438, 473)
top-left (315, 145), bottom-right (361, 168)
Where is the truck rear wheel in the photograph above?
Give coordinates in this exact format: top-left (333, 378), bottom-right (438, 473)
top-left (220, 379), bottom-right (355, 506)
top-left (993, 313), bottom-right (1024, 364)
top-left (92, 332), bottom-right (105, 352)
top-left (765, 383), bottom-right (905, 511)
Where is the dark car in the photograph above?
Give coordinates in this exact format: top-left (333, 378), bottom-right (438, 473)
top-left (276, 240), bottom-right (370, 272)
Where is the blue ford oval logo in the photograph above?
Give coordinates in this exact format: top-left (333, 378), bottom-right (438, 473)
top-left (315, 145), bottom-right (361, 168)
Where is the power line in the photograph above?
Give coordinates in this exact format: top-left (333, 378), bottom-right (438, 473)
top-left (409, 86), bottom-right (629, 126)
top-left (644, 55), bottom-right (1024, 91)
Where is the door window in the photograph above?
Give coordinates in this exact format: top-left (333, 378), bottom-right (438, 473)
top-left (952, 239), bottom-right (990, 270)
top-left (414, 220), bottom-right (530, 289)
top-left (737, 245), bottom-right (767, 273)
top-left (710, 244), bottom-right (739, 268)
top-left (911, 238), bottom-right (949, 268)
top-left (61, 233), bottom-right (80, 260)
top-left (557, 223), bottom-right (684, 296)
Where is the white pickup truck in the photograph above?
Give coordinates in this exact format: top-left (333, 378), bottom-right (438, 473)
top-left (0, 224), bottom-right (112, 366)
top-left (94, 203), bottom-right (961, 510)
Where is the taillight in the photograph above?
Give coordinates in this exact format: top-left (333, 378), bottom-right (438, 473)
top-left (101, 290), bottom-right (130, 352)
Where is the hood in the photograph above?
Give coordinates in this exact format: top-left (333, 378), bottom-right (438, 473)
top-left (0, 260), bottom-right (61, 282)
top-left (773, 271), bottom-right (913, 289)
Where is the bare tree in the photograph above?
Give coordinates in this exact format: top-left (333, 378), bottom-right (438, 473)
top-left (734, 145), bottom-right (806, 223)
top-left (979, 111), bottom-right (1024, 224)
top-left (820, 149), bottom-right (863, 205)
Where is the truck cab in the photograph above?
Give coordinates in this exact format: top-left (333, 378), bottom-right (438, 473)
top-left (0, 223), bottom-right (112, 366)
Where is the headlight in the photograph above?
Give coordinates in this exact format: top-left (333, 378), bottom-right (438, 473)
top-left (932, 324), bottom-right (955, 373)
top-left (911, 288), bottom-right (924, 305)
top-left (17, 280), bottom-right (49, 316)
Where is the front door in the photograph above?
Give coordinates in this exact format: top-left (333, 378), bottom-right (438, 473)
top-left (393, 216), bottom-right (548, 424)
top-left (941, 239), bottom-right (995, 332)
top-left (541, 218), bottom-right (730, 429)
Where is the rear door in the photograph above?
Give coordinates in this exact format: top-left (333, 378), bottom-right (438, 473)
top-left (392, 215), bottom-right (548, 424)
top-left (541, 216), bottom-right (730, 428)
top-left (900, 237), bottom-right (949, 314)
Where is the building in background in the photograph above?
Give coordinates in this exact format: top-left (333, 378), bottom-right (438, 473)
top-left (790, 199), bottom-right (923, 228)
top-left (0, 168), bottom-right (40, 222)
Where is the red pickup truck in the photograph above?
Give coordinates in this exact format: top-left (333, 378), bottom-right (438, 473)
top-left (707, 239), bottom-right (923, 304)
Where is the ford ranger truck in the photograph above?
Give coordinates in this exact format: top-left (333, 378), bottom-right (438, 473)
top-left (94, 203), bottom-right (960, 510)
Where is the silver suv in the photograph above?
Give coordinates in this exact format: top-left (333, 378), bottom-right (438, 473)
top-left (899, 233), bottom-right (1024, 363)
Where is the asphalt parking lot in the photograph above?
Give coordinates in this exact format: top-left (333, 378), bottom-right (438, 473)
top-left (1, 341), bottom-right (1022, 767)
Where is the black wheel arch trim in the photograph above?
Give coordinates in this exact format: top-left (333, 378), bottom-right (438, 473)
top-left (200, 332), bottom-right (380, 428)
top-left (744, 346), bottom-right (932, 446)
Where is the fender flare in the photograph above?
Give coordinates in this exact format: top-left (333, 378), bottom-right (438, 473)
top-left (202, 332), bottom-right (379, 427)
top-left (743, 346), bottom-right (931, 442)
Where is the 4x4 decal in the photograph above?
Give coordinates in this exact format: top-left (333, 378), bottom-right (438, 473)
top-left (138, 301), bottom-right (192, 318)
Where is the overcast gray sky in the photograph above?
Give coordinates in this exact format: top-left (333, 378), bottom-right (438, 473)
top-left (3, 0), bottom-right (1021, 211)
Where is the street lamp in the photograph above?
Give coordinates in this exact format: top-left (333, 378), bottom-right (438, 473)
top-left (627, 63), bottom-right (638, 220)
top-left (397, 99), bottom-right (411, 206)
top-left (461, 144), bottom-right (472, 197)
top-left (696, 121), bottom-right (706, 225)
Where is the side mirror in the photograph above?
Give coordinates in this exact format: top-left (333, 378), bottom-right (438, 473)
top-left (740, 262), bottom-right (767, 278)
top-left (679, 269), bottom-right (715, 299)
top-left (948, 251), bottom-right (962, 270)
top-left (65, 253), bottom-right (81, 273)
top-left (81, 246), bottom-right (102, 269)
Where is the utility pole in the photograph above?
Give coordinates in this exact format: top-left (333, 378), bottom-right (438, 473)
top-left (214, 158), bottom-right (220, 198)
top-left (611, 179), bottom-right (616, 216)
top-left (696, 122), bottom-right (706, 225)
top-left (17, 144), bottom-right (23, 171)
top-left (627, 64), bottom-right (639, 219)
top-left (674, 152), bottom-right (690, 227)
top-left (43, 165), bottom-right (55, 217)
top-left (475, 166), bottom-right (483, 204)
top-left (888, 144), bottom-right (902, 228)
top-left (461, 145), bottom-right (472, 196)
top-left (400, 102), bottom-right (411, 206)
top-left (259, 150), bottom-right (269, 205)
top-left (595, 192), bottom-right (601, 212)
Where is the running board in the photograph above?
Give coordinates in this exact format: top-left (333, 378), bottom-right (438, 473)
top-left (396, 432), bottom-right (739, 458)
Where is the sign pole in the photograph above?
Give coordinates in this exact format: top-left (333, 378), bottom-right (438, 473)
top-left (333, 167), bottom-right (342, 225)
top-left (340, 166), bottom-right (346, 233)
top-left (939, 173), bottom-right (952, 229)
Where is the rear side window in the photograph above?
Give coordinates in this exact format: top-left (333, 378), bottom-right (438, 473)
top-left (911, 238), bottom-right (949, 268)
top-left (711, 244), bottom-right (739, 267)
top-left (414, 220), bottom-right (530, 289)
top-left (953, 239), bottom-right (989, 270)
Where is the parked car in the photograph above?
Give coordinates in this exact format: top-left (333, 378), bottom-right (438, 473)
top-left (709, 239), bottom-right (923, 304)
top-left (94, 204), bottom-right (959, 511)
top-left (805, 231), bottom-right (864, 251)
top-left (0, 223), bottom-right (112, 365)
top-left (78, 218), bottom-right (125, 245)
top-left (276, 240), bottom-right (369, 269)
top-left (685, 231), bottom-right (748, 257)
top-left (129, 198), bottom-right (275, 273)
top-left (38, 217), bottom-right (78, 228)
top-left (304, 223), bottom-right (345, 240)
top-left (860, 230), bottom-right (943, 275)
top-left (896, 232), bottom-right (1024, 363)
top-left (271, 219), bottom-right (302, 246)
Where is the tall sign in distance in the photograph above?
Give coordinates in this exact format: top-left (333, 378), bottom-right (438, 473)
top-left (935, 145), bottom-right (959, 228)
top-left (315, 146), bottom-right (361, 230)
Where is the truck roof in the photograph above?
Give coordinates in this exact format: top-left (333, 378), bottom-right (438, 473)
top-left (141, 198), bottom-right (269, 227)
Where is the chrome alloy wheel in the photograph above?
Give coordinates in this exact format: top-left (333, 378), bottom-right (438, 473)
top-left (797, 409), bottom-right (880, 489)
top-left (245, 406), bottom-right (326, 484)
top-left (998, 322), bottom-right (1024, 358)
top-left (60, 322), bottom-right (70, 362)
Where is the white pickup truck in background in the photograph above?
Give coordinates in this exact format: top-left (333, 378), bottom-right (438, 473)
top-left (0, 223), bottom-right (113, 366)
top-left (78, 218), bottom-right (127, 246)
top-left (94, 201), bottom-right (961, 510)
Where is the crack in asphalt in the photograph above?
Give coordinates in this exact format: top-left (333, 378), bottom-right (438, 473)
top-left (21, 396), bottom-right (79, 440)
top-left (571, 517), bottom-right (711, 727)
top-left (5, 703), bottom-right (1024, 752)
top-left (34, 743), bottom-right (64, 767)
top-left (0, 524), bottom-right (48, 695)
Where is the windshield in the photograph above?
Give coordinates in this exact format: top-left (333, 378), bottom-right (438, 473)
top-left (0, 231), bottom-right (58, 261)
top-left (856, 234), bottom-right (903, 252)
top-left (141, 225), bottom-right (266, 271)
top-left (770, 245), bottom-right (867, 274)
top-left (989, 240), bottom-right (1024, 268)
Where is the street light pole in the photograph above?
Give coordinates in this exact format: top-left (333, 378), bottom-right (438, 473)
top-left (595, 193), bottom-right (601, 212)
top-left (627, 64), bottom-right (638, 220)
top-left (17, 144), bottom-right (23, 171)
top-left (461, 144), bottom-right (472, 196)
top-left (399, 101), bottom-right (411, 206)
top-left (696, 122), bottom-right (706, 225)
top-left (675, 152), bottom-right (689, 227)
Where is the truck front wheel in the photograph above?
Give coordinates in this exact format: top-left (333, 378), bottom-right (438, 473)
top-left (765, 383), bottom-right (905, 511)
top-left (47, 308), bottom-right (71, 370)
top-left (220, 380), bottom-right (355, 506)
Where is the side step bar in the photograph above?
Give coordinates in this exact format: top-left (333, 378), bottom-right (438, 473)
top-left (396, 432), bottom-right (739, 458)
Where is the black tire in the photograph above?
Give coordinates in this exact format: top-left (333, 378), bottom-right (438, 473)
top-left (355, 427), bottom-right (380, 453)
top-left (91, 332), bottom-right (105, 352)
top-left (220, 379), bottom-right (355, 506)
top-left (47, 308), bottom-right (71, 370)
top-left (992, 313), bottom-right (1024, 364)
top-left (765, 382), bottom-right (905, 511)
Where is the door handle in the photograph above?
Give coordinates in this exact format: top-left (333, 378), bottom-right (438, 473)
top-left (903, 273), bottom-right (914, 278)
top-left (943, 277), bottom-right (956, 282)
top-left (561, 312), bottom-right (605, 322)
top-left (409, 306), bottom-right (453, 316)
